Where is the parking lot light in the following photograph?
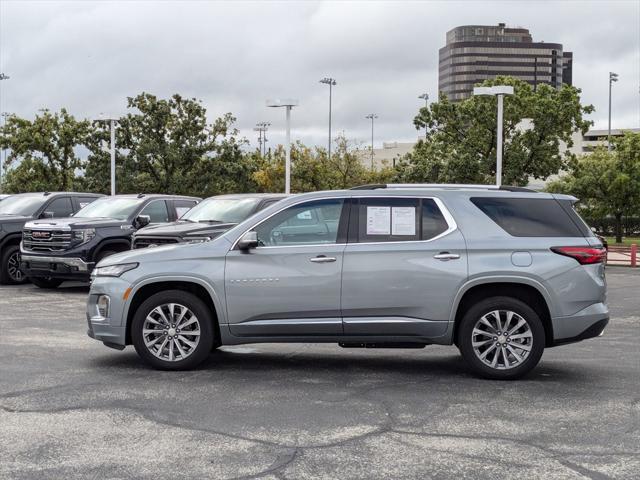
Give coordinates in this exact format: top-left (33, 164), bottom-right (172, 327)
top-left (266, 99), bottom-right (299, 194)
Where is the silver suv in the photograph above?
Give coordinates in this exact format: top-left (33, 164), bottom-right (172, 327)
top-left (86, 185), bottom-right (608, 379)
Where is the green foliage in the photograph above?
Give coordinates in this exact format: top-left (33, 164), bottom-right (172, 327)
top-left (0, 109), bottom-right (90, 192)
top-left (547, 132), bottom-right (640, 242)
top-left (397, 76), bottom-right (594, 186)
top-left (252, 135), bottom-right (388, 193)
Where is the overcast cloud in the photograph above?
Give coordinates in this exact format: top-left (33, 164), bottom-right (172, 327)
top-left (1, 0), bottom-right (639, 152)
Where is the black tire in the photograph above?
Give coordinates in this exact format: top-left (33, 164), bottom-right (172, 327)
top-left (0, 245), bottom-right (28, 285)
top-left (29, 276), bottom-right (64, 289)
top-left (458, 296), bottom-right (545, 380)
top-left (132, 290), bottom-right (215, 370)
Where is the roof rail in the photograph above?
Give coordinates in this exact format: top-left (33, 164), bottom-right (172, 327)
top-left (350, 183), bottom-right (537, 192)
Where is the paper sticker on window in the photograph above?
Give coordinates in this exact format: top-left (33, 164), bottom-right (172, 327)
top-left (297, 210), bottom-right (313, 220)
top-left (366, 206), bottom-right (391, 235)
top-left (392, 206), bottom-right (416, 235)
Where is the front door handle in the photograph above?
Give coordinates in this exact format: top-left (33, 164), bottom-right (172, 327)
top-left (433, 252), bottom-right (460, 261)
top-left (310, 255), bottom-right (337, 263)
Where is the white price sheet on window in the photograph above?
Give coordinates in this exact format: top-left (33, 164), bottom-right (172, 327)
top-left (391, 206), bottom-right (416, 235)
top-left (366, 206), bottom-right (391, 235)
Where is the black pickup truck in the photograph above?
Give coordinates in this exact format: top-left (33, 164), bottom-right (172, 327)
top-left (21, 194), bottom-right (199, 288)
top-left (132, 193), bottom-right (287, 249)
top-left (0, 192), bottom-right (102, 284)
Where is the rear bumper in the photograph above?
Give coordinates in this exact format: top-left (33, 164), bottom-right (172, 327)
top-left (21, 254), bottom-right (93, 281)
top-left (551, 302), bottom-right (609, 346)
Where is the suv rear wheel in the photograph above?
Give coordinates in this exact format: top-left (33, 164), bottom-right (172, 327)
top-left (0, 245), bottom-right (28, 285)
top-left (132, 290), bottom-right (215, 370)
top-left (458, 296), bottom-right (545, 380)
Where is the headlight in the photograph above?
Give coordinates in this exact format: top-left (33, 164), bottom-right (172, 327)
top-left (72, 228), bottom-right (96, 245)
top-left (184, 236), bottom-right (211, 244)
top-left (93, 263), bottom-right (139, 277)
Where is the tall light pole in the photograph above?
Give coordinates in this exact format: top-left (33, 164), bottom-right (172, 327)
top-left (365, 113), bottom-right (378, 171)
top-left (97, 114), bottom-right (118, 196)
top-left (0, 74), bottom-right (10, 194)
top-left (0, 112), bottom-right (10, 194)
top-left (319, 77), bottom-right (336, 161)
top-left (473, 85), bottom-right (514, 187)
top-left (608, 72), bottom-right (618, 151)
top-left (267, 99), bottom-right (299, 194)
top-left (418, 93), bottom-right (429, 137)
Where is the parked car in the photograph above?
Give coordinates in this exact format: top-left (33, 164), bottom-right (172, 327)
top-left (86, 184), bottom-right (608, 379)
top-left (0, 192), bottom-right (102, 284)
top-left (21, 194), bottom-right (200, 288)
top-left (132, 193), bottom-right (287, 249)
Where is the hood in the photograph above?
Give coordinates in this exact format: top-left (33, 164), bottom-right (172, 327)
top-left (0, 214), bottom-right (33, 225)
top-left (25, 216), bottom-right (128, 229)
top-left (99, 234), bottom-right (233, 267)
top-left (135, 220), bottom-right (237, 238)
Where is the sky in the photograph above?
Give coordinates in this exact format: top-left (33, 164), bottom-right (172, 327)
top-left (0, 0), bottom-right (639, 152)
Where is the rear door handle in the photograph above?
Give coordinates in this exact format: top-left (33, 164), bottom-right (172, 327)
top-left (433, 252), bottom-right (460, 261)
top-left (310, 255), bottom-right (337, 263)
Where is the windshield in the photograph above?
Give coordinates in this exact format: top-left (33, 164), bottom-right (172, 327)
top-left (0, 195), bottom-right (46, 216)
top-left (74, 197), bottom-right (144, 220)
top-left (182, 197), bottom-right (262, 223)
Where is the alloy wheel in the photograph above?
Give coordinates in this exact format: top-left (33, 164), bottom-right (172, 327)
top-left (142, 303), bottom-right (201, 362)
top-left (471, 310), bottom-right (533, 370)
top-left (7, 252), bottom-right (23, 282)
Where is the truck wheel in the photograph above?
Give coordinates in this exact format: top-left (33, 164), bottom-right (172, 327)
top-left (458, 296), bottom-right (545, 380)
top-left (0, 245), bottom-right (28, 285)
top-left (132, 290), bottom-right (215, 370)
top-left (29, 276), bottom-right (63, 289)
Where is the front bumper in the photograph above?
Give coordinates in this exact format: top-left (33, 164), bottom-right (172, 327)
top-left (86, 276), bottom-right (131, 347)
top-left (551, 302), bottom-right (609, 346)
top-left (21, 254), bottom-right (94, 281)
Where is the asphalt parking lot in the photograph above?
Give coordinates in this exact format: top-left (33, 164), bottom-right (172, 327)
top-left (0, 268), bottom-right (638, 480)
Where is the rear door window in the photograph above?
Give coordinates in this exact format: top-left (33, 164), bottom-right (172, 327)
top-left (471, 197), bottom-right (584, 237)
top-left (173, 200), bottom-right (198, 219)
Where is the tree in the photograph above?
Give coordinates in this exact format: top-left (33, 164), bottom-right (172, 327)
top-left (0, 109), bottom-right (91, 192)
top-left (397, 76), bottom-right (594, 186)
top-left (547, 132), bottom-right (640, 243)
top-left (252, 135), bottom-right (388, 193)
top-left (85, 92), bottom-right (254, 196)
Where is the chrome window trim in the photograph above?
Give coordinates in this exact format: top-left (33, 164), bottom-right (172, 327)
top-left (229, 194), bottom-right (458, 251)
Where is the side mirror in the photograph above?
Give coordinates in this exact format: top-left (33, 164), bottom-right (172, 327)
top-left (237, 231), bottom-right (259, 251)
top-left (134, 215), bottom-right (151, 229)
top-left (41, 211), bottom-right (55, 219)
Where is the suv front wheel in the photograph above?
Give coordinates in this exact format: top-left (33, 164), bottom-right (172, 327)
top-left (458, 296), bottom-right (545, 380)
top-left (132, 290), bottom-right (215, 370)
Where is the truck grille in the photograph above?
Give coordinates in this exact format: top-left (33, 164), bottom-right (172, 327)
top-left (23, 230), bottom-right (72, 252)
top-left (133, 237), bottom-right (179, 249)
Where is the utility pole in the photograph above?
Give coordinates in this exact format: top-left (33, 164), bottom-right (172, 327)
top-left (0, 74), bottom-right (9, 193)
top-left (608, 72), bottom-right (618, 151)
top-left (253, 122), bottom-right (271, 156)
top-left (365, 113), bottom-right (378, 171)
top-left (319, 77), bottom-right (337, 161)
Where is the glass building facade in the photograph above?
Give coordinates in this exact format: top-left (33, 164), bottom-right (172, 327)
top-left (439, 24), bottom-right (573, 101)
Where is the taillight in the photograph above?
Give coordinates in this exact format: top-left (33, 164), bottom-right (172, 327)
top-left (551, 246), bottom-right (607, 265)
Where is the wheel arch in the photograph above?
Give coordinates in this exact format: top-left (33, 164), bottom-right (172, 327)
top-left (451, 279), bottom-right (554, 348)
top-left (0, 233), bottom-right (22, 257)
top-left (93, 238), bottom-right (131, 261)
top-left (124, 277), bottom-right (223, 345)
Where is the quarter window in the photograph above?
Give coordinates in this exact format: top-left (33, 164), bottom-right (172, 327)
top-left (253, 199), bottom-right (344, 247)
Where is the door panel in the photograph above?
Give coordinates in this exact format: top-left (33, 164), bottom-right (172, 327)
top-left (341, 230), bottom-right (468, 337)
top-left (225, 245), bottom-right (345, 336)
